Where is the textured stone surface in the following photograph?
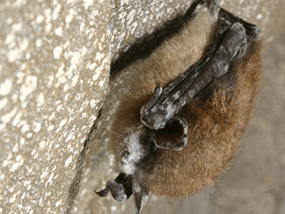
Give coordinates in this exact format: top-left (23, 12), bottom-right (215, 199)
top-left (109, 0), bottom-right (285, 58)
top-left (0, 0), bottom-right (110, 213)
top-left (1, 0), bottom-right (285, 214)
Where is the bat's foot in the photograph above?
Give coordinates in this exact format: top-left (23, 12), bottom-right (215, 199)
top-left (95, 172), bottom-right (150, 214)
top-left (95, 173), bottom-right (133, 202)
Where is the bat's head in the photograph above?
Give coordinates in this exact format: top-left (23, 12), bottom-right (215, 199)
top-left (95, 117), bottom-right (188, 213)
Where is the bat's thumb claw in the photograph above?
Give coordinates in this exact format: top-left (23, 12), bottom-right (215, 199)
top-left (94, 187), bottom-right (109, 197)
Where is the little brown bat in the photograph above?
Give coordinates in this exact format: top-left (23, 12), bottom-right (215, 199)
top-left (95, 0), bottom-right (262, 213)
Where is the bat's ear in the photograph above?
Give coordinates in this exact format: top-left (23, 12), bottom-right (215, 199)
top-left (153, 115), bottom-right (188, 151)
top-left (132, 176), bottom-right (150, 214)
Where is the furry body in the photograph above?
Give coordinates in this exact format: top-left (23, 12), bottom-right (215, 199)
top-left (96, 0), bottom-right (262, 213)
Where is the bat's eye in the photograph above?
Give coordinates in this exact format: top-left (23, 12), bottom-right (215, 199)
top-left (153, 116), bottom-right (188, 151)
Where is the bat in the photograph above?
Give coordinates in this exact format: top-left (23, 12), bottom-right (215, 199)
top-left (95, 0), bottom-right (262, 213)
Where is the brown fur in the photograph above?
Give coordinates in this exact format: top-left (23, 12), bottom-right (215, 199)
top-left (149, 40), bottom-right (262, 197)
top-left (109, 5), bottom-right (262, 198)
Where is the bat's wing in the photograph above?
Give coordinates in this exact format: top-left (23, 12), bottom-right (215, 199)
top-left (219, 8), bottom-right (260, 42)
top-left (140, 7), bottom-right (261, 131)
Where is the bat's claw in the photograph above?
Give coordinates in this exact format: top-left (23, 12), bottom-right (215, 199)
top-left (94, 188), bottom-right (109, 197)
top-left (95, 172), bottom-right (150, 214)
top-left (95, 173), bottom-right (133, 202)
